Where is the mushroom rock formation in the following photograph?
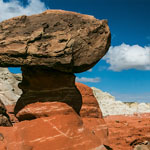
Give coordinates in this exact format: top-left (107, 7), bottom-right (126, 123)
top-left (0, 10), bottom-right (110, 116)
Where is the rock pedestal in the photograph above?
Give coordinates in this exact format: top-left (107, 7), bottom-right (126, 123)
top-left (14, 66), bottom-right (82, 116)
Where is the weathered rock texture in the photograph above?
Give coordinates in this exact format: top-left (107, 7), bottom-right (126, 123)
top-left (16, 83), bottom-right (109, 143)
top-left (105, 113), bottom-right (150, 150)
top-left (0, 10), bottom-right (111, 149)
top-left (14, 66), bottom-right (82, 115)
top-left (0, 99), bottom-right (12, 126)
top-left (0, 10), bottom-right (110, 73)
top-left (76, 82), bottom-right (109, 145)
top-left (0, 103), bottom-right (109, 150)
top-left (0, 68), bottom-right (22, 105)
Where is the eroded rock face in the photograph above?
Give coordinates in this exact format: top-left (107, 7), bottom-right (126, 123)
top-left (0, 68), bottom-right (22, 105)
top-left (0, 99), bottom-right (12, 126)
top-left (0, 10), bottom-right (110, 73)
top-left (76, 82), bottom-right (109, 145)
top-left (14, 66), bottom-right (82, 115)
top-left (0, 102), bottom-right (108, 150)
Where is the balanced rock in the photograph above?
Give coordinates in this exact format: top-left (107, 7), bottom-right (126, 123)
top-left (0, 10), bottom-right (110, 118)
top-left (0, 10), bottom-right (110, 73)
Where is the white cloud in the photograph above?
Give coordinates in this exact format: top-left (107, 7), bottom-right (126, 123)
top-left (0, 0), bottom-right (47, 22)
top-left (104, 43), bottom-right (150, 71)
top-left (76, 77), bottom-right (100, 83)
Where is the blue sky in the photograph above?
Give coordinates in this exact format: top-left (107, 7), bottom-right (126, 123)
top-left (1, 0), bottom-right (150, 102)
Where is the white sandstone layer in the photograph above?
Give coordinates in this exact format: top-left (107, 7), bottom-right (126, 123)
top-left (92, 87), bottom-right (150, 116)
top-left (0, 68), bottom-right (22, 105)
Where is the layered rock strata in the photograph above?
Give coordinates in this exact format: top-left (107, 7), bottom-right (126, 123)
top-left (0, 10), bottom-right (110, 73)
top-left (15, 66), bottom-right (82, 116)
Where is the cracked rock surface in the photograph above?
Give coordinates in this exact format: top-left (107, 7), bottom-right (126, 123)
top-left (0, 10), bottom-right (110, 73)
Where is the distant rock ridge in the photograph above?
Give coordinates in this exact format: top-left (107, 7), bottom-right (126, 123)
top-left (92, 87), bottom-right (150, 116)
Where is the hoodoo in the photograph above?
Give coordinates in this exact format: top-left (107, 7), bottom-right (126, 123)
top-left (0, 10), bottom-right (111, 150)
top-left (0, 10), bottom-right (110, 115)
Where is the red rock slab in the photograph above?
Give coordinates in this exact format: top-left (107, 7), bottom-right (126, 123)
top-left (76, 82), bottom-right (103, 118)
top-left (0, 102), bottom-right (107, 150)
top-left (76, 82), bottom-right (109, 145)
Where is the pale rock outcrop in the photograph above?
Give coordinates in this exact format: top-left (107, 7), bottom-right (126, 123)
top-left (92, 87), bottom-right (150, 116)
top-left (0, 68), bottom-right (22, 105)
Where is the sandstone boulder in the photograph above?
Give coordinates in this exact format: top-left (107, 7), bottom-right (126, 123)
top-left (0, 102), bottom-right (108, 150)
top-left (0, 10), bottom-right (110, 73)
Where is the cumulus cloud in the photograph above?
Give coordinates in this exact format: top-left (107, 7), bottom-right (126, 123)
top-left (0, 0), bottom-right (47, 22)
top-left (76, 77), bottom-right (100, 83)
top-left (104, 43), bottom-right (150, 71)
